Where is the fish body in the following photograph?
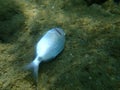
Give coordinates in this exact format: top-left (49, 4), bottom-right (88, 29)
top-left (36, 28), bottom-right (65, 61)
top-left (25, 28), bottom-right (65, 82)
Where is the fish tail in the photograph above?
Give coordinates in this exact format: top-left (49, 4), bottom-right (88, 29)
top-left (24, 59), bottom-right (41, 83)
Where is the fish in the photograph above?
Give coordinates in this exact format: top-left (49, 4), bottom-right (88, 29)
top-left (24, 28), bottom-right (65, 83)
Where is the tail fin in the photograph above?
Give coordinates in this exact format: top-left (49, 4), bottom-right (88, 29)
top-left (24, 59), bottom-right (41, 83)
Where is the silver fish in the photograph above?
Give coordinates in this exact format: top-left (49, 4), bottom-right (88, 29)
top-left (25, 28), bottom-right (65, 82)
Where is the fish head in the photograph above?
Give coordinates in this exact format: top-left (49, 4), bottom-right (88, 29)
top-left (49, 28), bottom-right (65, 36)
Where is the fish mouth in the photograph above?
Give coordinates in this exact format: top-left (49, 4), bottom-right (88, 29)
top-left (54, 28), bottom-right (63, 36)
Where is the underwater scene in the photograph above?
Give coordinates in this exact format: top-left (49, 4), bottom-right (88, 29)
top-left (0, 0), bottom-right (120, 90)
